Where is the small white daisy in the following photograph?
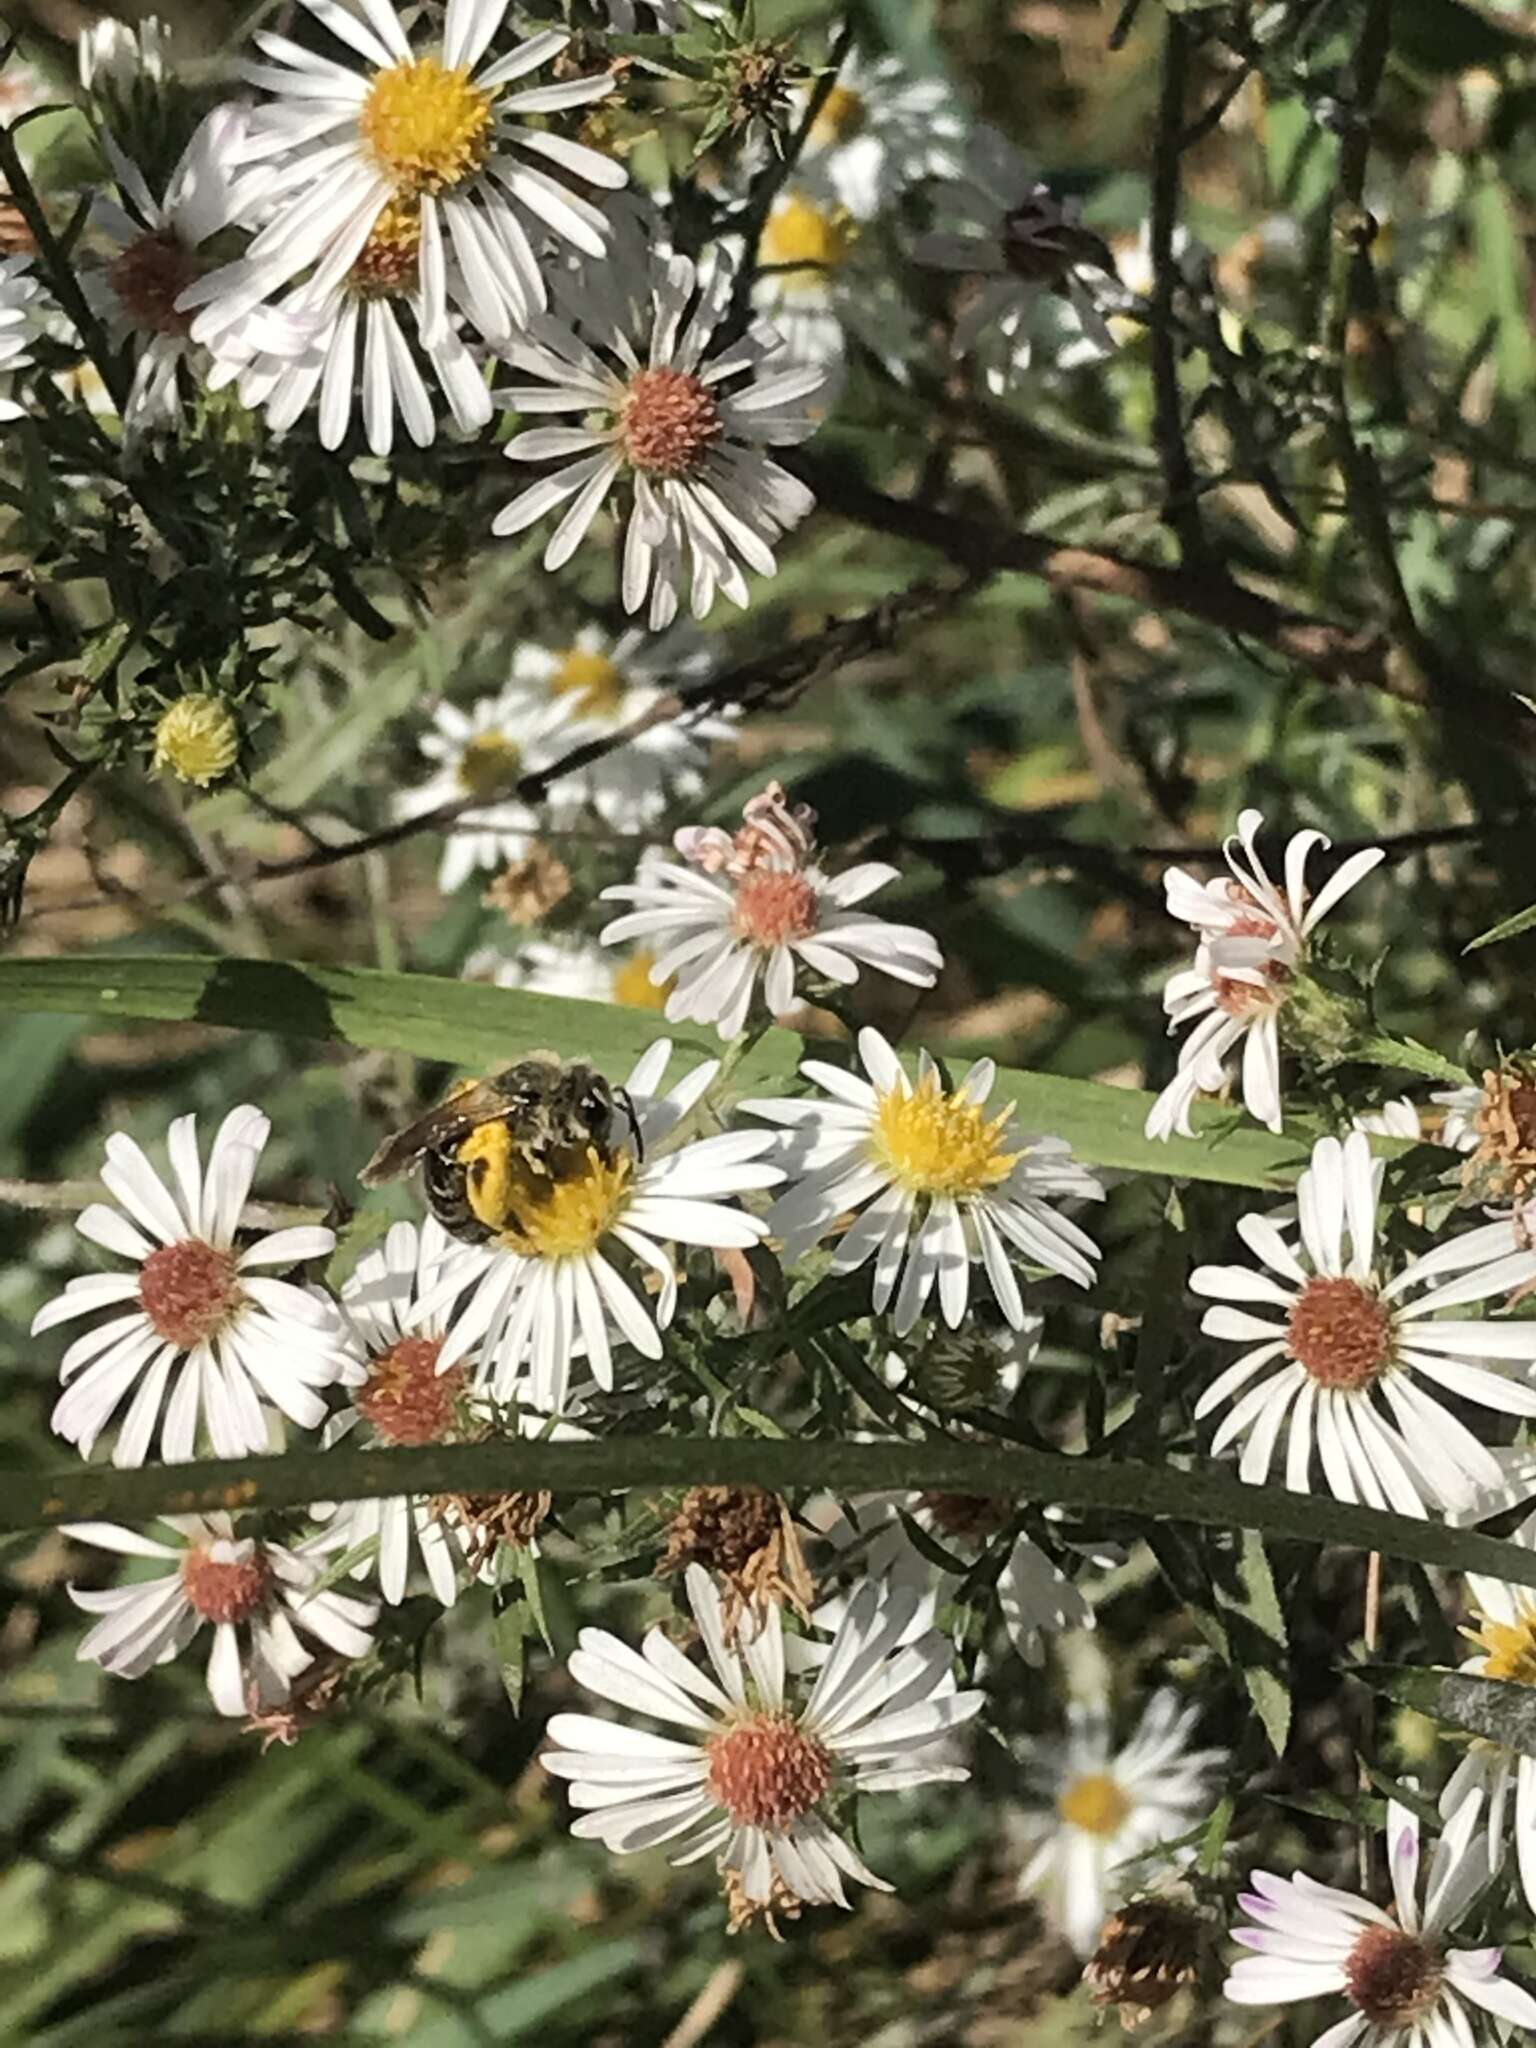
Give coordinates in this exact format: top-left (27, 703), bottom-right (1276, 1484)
top-left (1191, 1129), bottom-right (1536, 1516)
top-left (798, 48), bottom-right (966, 222)
top-left (86, 108), bottom-right (254, 434)
top-left (182, 0), bottom-right (626, 355)
top-left (393, 684), bottom-right (590, 893)
top-left (914, 126), bottom-right (1119, 391)
top-left (543, 1562), bottom-right (983, 1921)
top-left (1147, 810), bottom-right (1385, 1141)
top-left (34, 1106), bottom-right (352, 1468)
top-left (1440, 1506), bottom-right (1536, 1916)
top-left (1011, 1691), bottom-right (1225, 1956)
top-left (492, 239), bottom-right (826, 628)
top-left (599, 780), bottom-right (942, 1039)
top-left (744, 1027), bottom-right (1102, 1336)
top-left (481, 933), bottom-right (673, 1013)
top-left (409, 1038), bottom-right (781, 1408)
top-left (78, 14), bottom-right (168, 92)
top-left (1226, 1789), bottom-right (1536, 2043)
top-left (505, 621), bottom-right (727, 829)
top-left (65, 1513), bottom-right (378, 1717)
top-left (0, 252), bottom-right (43, 419)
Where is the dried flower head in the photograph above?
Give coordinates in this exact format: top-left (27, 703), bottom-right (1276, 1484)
top-left (658, 1484), bottom-right (815, 1629)
top-left (1085, 1896), bottom-right (1212, 2029)
top-left (431, 1484), bottom-right (553, 1573)
top-left (1462, 1064), bottom-right (1536, 1207)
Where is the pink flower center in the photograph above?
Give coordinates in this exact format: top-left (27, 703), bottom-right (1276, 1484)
top-left (1213, 959), bottom-right (1288, 1017)
top-left (355, 1334), bottom-right (462, 1446)
top-left (733, 870), bottom-right (819, 947)
top-left (1344, 1925), bottom-right (1444, 2024)
top-left (180, 1544), bottom-right (271, 1624)
top-left (706, 1714), bottom-right (833, 1828)
top-left (619, 367), bottom-right (722, 478)
top-left (109, 227), bottom-right (197, 337)
top-left (138, 1239), bottom-right (244, 1348)
top-left (1286, 1276), bottom-right (1393, 1390)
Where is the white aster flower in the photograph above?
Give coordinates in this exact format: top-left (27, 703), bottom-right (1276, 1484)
top-left (745, 1027), bottom-right (1102, 1335)
top-left (600, 780), bottom-right (942, 1039)
top-left (86, 109), bottom-right (254, 434)
top-left (1147, 810), bottom-right (1385, 1141)
top-left (34, 1105), bottom-right (352, 1468)
top-left (410, 1038), bottom-right (781, 1407)
top-left (1191, 1129), bottom-right (1536, 1516)
top-left (0, 251), bottom-right (43, 419)
top-left (79, 15), bottom-right (168, 92)
top-left (799, 47), bottom-right (966, 222)
top-left (393, 684), bottom-right (589, 892)
top-left (65, 1513), bottom-right (378, 1716)
top-left (481, 933), bottom-right (673, 1013)
top-left (493, 242), bottom-right (826, 628)
top-left (505, 621), bottom-right (727, 829)
top-left (1011, 1691), bottom-right (1225, 1956)
top-left (182, 0), bottom-right (625, 356)
top-left (543, 1562), bottom-right (983, 1920)
top-left (1440, 1507), bottom-right (1536, 1916)
top-left (1226, 1789), bottom-right (1536, 2044)
top-left (914, 126), bottom-right (1119, 392)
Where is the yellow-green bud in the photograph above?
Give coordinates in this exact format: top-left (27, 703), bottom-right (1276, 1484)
top-left (152, 694), bottom-right (240, 787)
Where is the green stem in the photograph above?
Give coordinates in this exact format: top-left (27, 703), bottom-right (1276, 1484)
top-left (11, 1439), bottom-right (1536, 1589)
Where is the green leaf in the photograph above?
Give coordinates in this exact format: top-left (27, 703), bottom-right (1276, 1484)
top-left (1356, 1663), bottom-right (1536, 1760)
top-left (1215, 1530), bottom-right (1291, 1757)
top-left (1465, 901), bottom-right (1536, 953)
top-left (1470, 177), bottom-right (1536, 396)
top-left (1352, 1034), bottom-right (1474, 1085)
top-left (0, 953), bottom-right (1308, 1190)
top-left (492, 1594), bottom-right (529, 1714)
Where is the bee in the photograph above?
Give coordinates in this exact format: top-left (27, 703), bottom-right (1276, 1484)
top-left (360, 1054), bottom-right (638, 1247)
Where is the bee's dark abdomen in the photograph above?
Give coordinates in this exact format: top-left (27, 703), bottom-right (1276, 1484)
top-left (422, 1150), bottom-right (493, 1246)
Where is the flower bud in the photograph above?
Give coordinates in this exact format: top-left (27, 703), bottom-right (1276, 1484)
top-left (152, 694), bottom-right (240, 787)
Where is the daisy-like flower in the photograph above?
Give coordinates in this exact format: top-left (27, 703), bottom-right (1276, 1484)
top-left (493, 241), bottom-right (826, 628)
top-left (65, 1513), bottom-right (378, 1716)
top-left (1440, 1507), bottom-right (1536, 1915)
top-left (599, 781), bottom-right (942, 1039)
top-left (0, 252), bottom-right (43, 419)
top-left (86, 108), bottom-right (254, 434)
top-left (1226, 1789), bottom-right (1536, 2043)
top-left (393, 684), bottom-right (589, 893)
top-left (745, 1027), bottom-right (1102, 1336)
top-left (409, 1038), bottom-right (782, 1409)
top-left (798, 47), bottom-right (966, 222)
top-left (914, 127), bottom-right (1119, 392)
top-left (209, 197), bottom-right (494, 457)
top-left (78, 14), bottom-right (168, 92)
top-left (481, 933), bottom-right (673, 1013)
top-left (1147, 811), bottom-right (1385, 1141)
top-left (504, 621), bottom-right (726, 829)
top-left (543, 1562), bottom-right (983, 1924)
top-left (1011, 1692), bottom-right (1225, 1956)
top-left (1191, 1130), bottom-right (1536, 1516)
top-left (181, 0), bottom-right (626, 357)
top-left (34, 1106), bottom-right (352, 1468)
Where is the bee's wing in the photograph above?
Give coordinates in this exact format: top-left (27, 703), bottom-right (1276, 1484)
top-left (358, 1080), bottom-right (510, 1187)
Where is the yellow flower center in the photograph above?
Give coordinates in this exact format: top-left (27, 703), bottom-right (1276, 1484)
top-left (1058, 1772), bottom-right (1131, 1838)
top-left (490, 1143), bottom-right (634, 1259)
top-left (456, 731), bottom-right (522, 799)
top-left (152, 695), bottom-right (241, 787)
top-left (810, 83), bottom-right (867, 145)
top-left (350, 198), bottom-right (422, 297)
top-left (359, 57), bottom-right (493, 196)
top-left (549, 646), bottom-right (626, 718)
top-left (871, 1072), bottom-right (1021, 1198)
top-left (759, 192), bottom-right (855, 296)
top-left (1466, 1607), bottom-right (1536, 1685)
top-left (610, 949), bottom-right (671, 1011)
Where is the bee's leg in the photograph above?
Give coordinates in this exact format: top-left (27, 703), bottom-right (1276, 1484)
top-left (616, 1087), bottom-right (643, 1161)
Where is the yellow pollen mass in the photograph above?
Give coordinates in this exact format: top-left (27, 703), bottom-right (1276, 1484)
top-left (456, 731), bottom-right (522, 799)
top-left (811, 84), bottom-right (867, 145)
top-left (759, 192), bottom-right (855, 295)
top-left (494, 1144), bottom-right (635, 1259)
top-left (610, 949), bottom-right (671, 1011)
top-left (871, 1072), bottom-right (1021, 1198)
top-left (549, 646), bottom-right (627, 718)
top-left (350, 198), bottom-right (423, 297)
top-left (359, 57), bottom-right (493, 196)
top-left (1058, 1772), bottom-right (1131, 1838)
top-left (1465, 1607), bottom-right (1536, 1685)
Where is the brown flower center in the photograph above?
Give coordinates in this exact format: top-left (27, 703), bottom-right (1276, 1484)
top-left (663, 1485), bottom-right (785, 1578)
top-left (1344, 1926), bottom-right (1445, 2025)
top-left (109, 227), bottom-right (198, 337)
top-left (733, 869), bottom-right (820, 948)
top-left (916, 1492), bottom-right (1013, 1542)
top-left (706, 1713), bottom-right (833, 1829)
top-left (619, 367), bottom-right (722, 478)
top-left (355, 1334), bottom-right (462, 1446)
top-left (181, 1542), bottom-right (271, 1624)
top-left (138, 1239), bottom-right (244, 1348)
top-left (1213, 959), bottom-right (1288, 1017)
top-left (1285, 1276), bottom-right (1394, 1390)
